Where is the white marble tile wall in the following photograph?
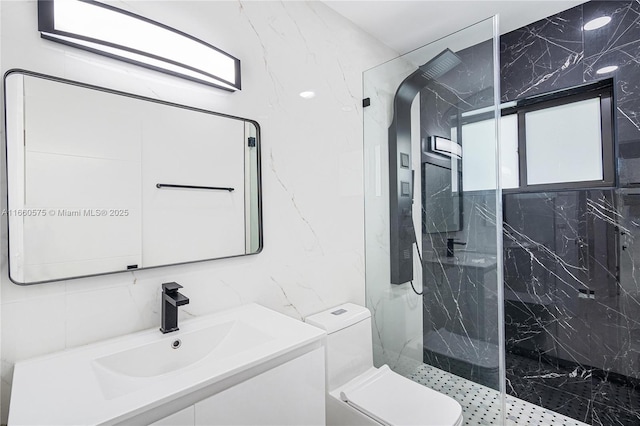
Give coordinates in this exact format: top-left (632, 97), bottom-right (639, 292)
top-left (0, 0), bottom-right (397, 421)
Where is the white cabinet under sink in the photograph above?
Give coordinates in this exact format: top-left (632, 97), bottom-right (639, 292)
top-left (150, 348), bottom-right (325, 426)
top-left (150, 407), bottom-right (194, 426)
top-left (8, 304), bottom-right (326, 426)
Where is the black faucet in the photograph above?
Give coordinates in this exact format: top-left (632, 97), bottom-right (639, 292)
top-left (160, 282), bottom-right (189, 334)
top-left (446, 238), bottom-right (466, 257)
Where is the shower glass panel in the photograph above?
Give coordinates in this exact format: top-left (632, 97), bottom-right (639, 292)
top-left (363, 17), bottom-right (505, 424)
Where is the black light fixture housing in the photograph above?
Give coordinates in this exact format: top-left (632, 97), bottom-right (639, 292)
top-left (37, 0), bottom-right (241, 91)
top-left (430, 136), bottom-right (462, 159)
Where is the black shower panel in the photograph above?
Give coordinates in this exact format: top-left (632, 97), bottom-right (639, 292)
top-left (389, 49), bottom-right (462, 284)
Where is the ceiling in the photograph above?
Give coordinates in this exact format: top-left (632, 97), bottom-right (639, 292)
top-left (323, 1), bottom-right (587, 54)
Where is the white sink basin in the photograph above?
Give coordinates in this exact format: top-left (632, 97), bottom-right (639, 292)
top-left (94, 320), bottom-right (271, 378)
top-left (8, 303), bottom-right (325, 426)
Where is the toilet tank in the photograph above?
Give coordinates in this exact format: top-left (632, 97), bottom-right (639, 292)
top-left (305, 303), bottom-right (373, 390)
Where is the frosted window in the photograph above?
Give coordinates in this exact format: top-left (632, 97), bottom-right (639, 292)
top-left (461, 120), bottom-right (495, 191)
top-left (460, 114), bottom-right (518, 191)
top-left (500, 115), bottom-right (519, 189)
top-left (525, 98), bottom-right (602, 185)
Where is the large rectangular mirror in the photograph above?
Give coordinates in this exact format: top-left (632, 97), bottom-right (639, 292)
top-left (4, 70), bottom-right (262, 284)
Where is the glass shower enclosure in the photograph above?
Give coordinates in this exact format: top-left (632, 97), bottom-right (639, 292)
top-left (363, 17), bottom-right (505, 424)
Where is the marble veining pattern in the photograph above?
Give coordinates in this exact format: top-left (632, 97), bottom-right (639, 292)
top-left (494, 3), bottom-right (640, 424)
top-left (406, 2), bottom-right (640, 425)
top-left (500, 189), bottom-right (640, 424)
top-left (583, 1), bottom-right (640, 187)
top-left (365, 3), bottom-right (640, 426)
top-left (501, 0), bottom-right (640, 425)
top-left (500, 6), bottom-right (584, 102)
top-left (0, 0), bottom-right (398, 422)
top-left (415, 21), bottom-right (504, 400)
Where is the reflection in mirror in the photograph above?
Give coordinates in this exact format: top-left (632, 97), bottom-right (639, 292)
top-left (422, 162), bottom-right (462, 233)
top-left (4, 70), bottom-right (262, 284)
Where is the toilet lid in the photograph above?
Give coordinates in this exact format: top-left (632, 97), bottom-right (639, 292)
top-left (339, 365), bottom-right (463, 426)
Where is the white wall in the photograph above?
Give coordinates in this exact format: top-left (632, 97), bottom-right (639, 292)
top-left (0, 0), bottom-right (396, 421)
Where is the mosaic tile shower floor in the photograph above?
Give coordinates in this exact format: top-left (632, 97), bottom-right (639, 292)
top-left (407, 363), bottom-right (589, 426)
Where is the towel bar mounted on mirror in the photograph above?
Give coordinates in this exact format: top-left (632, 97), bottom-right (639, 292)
top-left (156, 183), bottom-right (235, 192)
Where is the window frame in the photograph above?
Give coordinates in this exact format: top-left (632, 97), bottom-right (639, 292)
top-left (456, 79), bottom-right (615, 194)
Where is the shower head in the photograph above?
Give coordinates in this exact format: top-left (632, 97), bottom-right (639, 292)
top-left (419, 48), bottom-right (462, 80)
top-left (387, 47), bottom-right (462, 285)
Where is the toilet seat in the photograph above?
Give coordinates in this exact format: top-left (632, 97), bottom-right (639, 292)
top-left (337, 365), bottom-right (463, 426)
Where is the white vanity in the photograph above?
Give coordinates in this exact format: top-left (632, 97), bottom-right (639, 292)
top-left (8, 304), bottom-right (326, 425)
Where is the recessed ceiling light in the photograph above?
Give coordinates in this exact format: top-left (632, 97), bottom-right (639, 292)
top-left (583, 16), bottom-right (612, 31)
top-left (596, 65), bottom-right (619, 74)
top-left (299, 91), bottom-right (316, 99)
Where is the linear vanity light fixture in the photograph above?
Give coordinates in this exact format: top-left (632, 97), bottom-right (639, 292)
top-left (430, 136), bottom-right (462, 159)
top-left (37, 0), bottom-right (241, 91)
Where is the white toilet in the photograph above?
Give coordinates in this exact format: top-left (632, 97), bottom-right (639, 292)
top-left (305, 303), bottom-right (463, 426)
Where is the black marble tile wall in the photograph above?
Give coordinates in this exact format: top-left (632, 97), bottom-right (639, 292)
top-left (500, 6), bottom-right (584, 101)
top-left (418, 2), bottom-right (640, 425)
top-left (584, 1), bottom-right (640, 187)
top-left (418, 38), bottom-right (503, 393)
top-left (497, 3), bottom-right (640, 424)
top-left (502, 190), bottom-right (632, 423)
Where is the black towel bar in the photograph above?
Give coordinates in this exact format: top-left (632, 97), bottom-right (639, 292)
top-left (156, 183), bottom-right (234, 192)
